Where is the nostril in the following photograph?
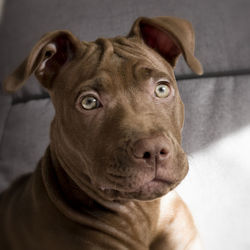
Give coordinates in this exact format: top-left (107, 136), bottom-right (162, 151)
top-left (143, 152), bottom-right (151, 159)
top-left (160, 149), bottom-right (167, 155)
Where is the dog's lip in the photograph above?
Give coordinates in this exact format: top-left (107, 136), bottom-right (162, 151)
top-left (107, 170), bottom-right (175, 184)
top-left (152, 177), bottom-right (172, 184)
top-left (98, 176), bottom-right (174, 193)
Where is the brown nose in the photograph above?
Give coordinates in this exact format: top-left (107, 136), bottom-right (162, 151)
top-left (132, 136), bottom-right (170, 165)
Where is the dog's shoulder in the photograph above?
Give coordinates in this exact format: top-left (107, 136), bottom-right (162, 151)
top-left (157, 190), bottom-right (195, 232)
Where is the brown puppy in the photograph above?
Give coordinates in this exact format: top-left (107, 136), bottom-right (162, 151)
top-left (0, 16), bottom-right (204, 249)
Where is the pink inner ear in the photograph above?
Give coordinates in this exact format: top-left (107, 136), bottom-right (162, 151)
top-left (140, 23), bottom-right (181, 66)
top-left (46, 35), bottom-right (75, 71)
top-left (36, 34), bottom-right (77, 87)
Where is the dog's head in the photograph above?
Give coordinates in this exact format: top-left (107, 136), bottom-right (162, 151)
top-left (4, 17), bottom-right (202, 201)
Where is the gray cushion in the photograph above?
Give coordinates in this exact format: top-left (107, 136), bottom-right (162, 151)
top-left (0, 98), bottom-right (54, 191)
top-left (179, 74), bottom-right (250, 153)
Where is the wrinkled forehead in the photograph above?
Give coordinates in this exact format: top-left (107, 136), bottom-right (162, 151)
top-left (73, 37), bottom-right (176, 92)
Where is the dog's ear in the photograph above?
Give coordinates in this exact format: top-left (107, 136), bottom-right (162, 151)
top-left (129, 16), bottom-right (203, 75)
top-left (3, 30), bottom-right (83, 92)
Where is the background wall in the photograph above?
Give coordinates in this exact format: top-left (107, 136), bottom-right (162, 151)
top-left (0, 1), bottom-right (250, 249)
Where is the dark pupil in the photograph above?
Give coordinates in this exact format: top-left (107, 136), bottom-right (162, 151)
top-left (159, 87), bottom-right (165, 92)
top-left (45, 51), bottom-right (52, 58)
top-left (87, 98), bottom-right (94, 105)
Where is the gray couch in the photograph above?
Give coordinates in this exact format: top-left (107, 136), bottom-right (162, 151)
top-left (1, 0), bottom-right (250, 249)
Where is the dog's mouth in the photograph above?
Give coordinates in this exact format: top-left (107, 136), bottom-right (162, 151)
top-left (91, 143), bottom-right (189, 201)
top-left (97, 172), bottom-right (178, 201)
top-left (100, 176), bottom-right (172, 191)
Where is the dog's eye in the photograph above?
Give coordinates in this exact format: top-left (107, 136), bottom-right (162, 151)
top-left (155, 82), bottom-right (170, 98)
top-left (81, 96), bottom-right (100, 110)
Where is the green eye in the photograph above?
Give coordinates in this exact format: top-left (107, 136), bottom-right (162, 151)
top-left (81, 96), bottom-right (100, 110)
top-left (155, 83), bottom-right (170, 98)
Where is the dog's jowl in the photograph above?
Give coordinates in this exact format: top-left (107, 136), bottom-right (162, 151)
top-left (0, 17), bottom-right (204, 250)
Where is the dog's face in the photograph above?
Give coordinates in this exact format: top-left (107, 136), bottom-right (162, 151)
top-left (4, 17), bottom-right (203, 201)
top-left (50, 37), bottom-right (188, 201)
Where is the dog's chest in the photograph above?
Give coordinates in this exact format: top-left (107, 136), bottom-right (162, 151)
top-left (75, 200), bottom-right (160, 249)
top-left (0, 169), bottom-right (159, 250)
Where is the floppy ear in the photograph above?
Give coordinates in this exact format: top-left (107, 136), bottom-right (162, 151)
top-left (129, 16), bottom-right (203, 75)
top-left (3, 30), bottom-right (83, 92)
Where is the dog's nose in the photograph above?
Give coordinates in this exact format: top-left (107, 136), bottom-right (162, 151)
top-left (132, 136), bottom-right (170, 165)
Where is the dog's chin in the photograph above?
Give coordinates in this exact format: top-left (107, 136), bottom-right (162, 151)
top-left (97, 178), bottom-right (179, 201)
top-left (92, 158), bottom-right (189, 201)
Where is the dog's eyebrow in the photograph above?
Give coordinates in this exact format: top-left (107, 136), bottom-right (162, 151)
top-left (149, 70), bottom-right (172, 81)
top-left (78, 73), bottom-right (112, 93)
top-left (134, 65), bottom-right (172, 82)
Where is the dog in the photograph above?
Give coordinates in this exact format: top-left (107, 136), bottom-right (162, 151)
top-left (0, 16), bottom-right (204, 249)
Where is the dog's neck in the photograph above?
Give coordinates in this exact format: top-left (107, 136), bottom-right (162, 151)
top-left (40, 146), bottom-right (159, 246)
top-left (53, 156), bottom-right (97, 210)
top-left (41, 145), bottom-right (129, 216)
